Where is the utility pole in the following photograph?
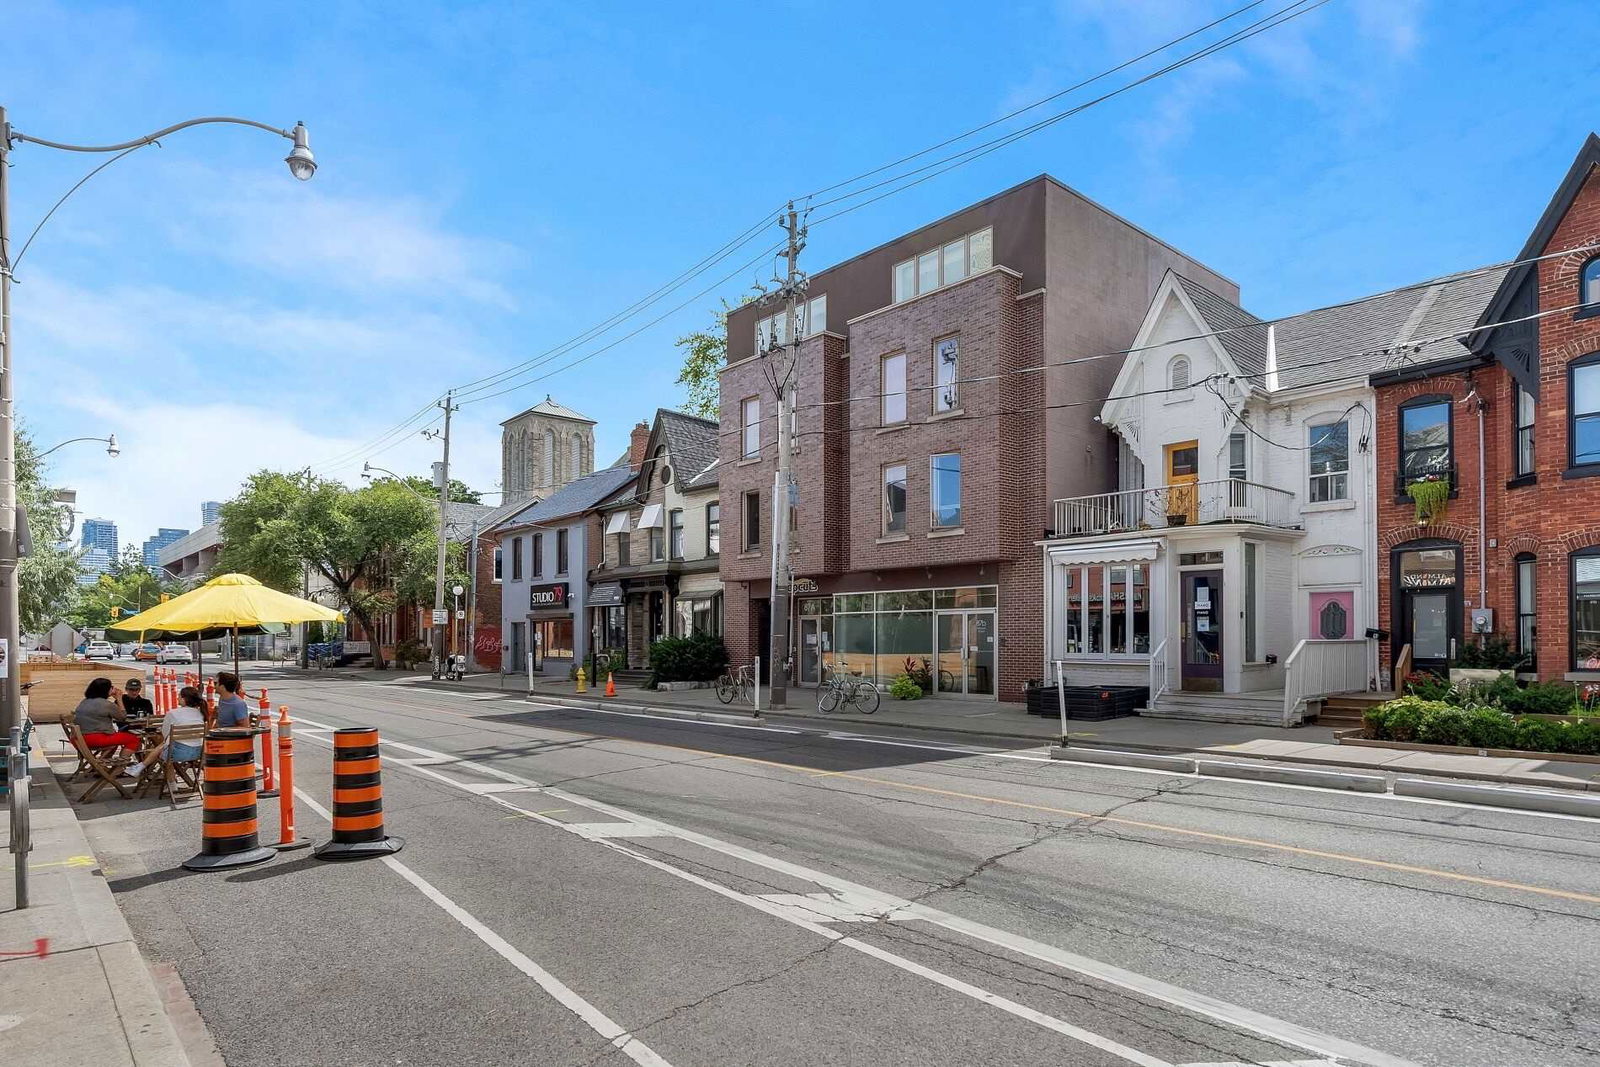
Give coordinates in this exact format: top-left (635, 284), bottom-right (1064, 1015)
top-left (0, 108), bottom-right (22, 736)
top-left (432, 392), bottom-right (454, 678)
top-left (466, 518), bottom-right (480, 673)
top-left (766, 203), bottom-right (805, 708)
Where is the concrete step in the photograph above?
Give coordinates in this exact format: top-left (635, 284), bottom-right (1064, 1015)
top-left (1138, 706), bottom-right (1293, 727)
top-left (611, 669), bottom-right (654, 687)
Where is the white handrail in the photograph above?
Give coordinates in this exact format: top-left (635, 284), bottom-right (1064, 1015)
top-left (1147, 639), bottom-right (1169, 709)
top-left (1282, 638), bottom-right (1368, 725)
top-left (1053, 479), bottom-right (1299, 539)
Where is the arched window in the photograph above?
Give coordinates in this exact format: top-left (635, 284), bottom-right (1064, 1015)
top-left (1318, 599), bottom-right (1348, 640)
top-left (543, 429), bottom-right (555, 485)
top-left (570, 435), bottom-right (580, 480)
top-left (1581, 257), bottom-right (1600, 307)
top-left (1168, 356), bottom-right (1191, 392)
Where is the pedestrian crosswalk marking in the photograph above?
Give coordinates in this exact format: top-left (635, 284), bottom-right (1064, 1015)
top-left (567, 822), bottom-right (673, 840)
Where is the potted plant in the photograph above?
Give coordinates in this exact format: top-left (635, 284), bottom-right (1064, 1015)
top-left (1405, 472), bottom-right (1450, 525)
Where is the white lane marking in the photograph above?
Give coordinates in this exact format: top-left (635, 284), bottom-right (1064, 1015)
top-left (292, 726), bottom-right (1416, 1067)
top-left (292, 788), bottom-right (674, 1067)
top-left (1181, 1061), bottom-right (1341, 1067)
top-left (460, 782), bottom-right (539, 795)
top-left (757, 892), bottom-right (909, 924)
top-left (567, 822), bottom-right (674, 840)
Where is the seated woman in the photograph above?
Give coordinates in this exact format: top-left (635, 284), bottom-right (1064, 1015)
top-left (139, 686), bottom-right (208, 771)
top-left (72, 677), bottom-right (143, 775)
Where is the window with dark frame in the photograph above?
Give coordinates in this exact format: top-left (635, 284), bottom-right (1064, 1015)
top-left (1513, 381), bottom-right (1536, 478)
top-left (511, 536), bottom-right (523, 581)
top-left (649, 525), bottom-right (664, 562)
top-left (1572, 546), bottom-right (1600, 670)
top-left (706, 502), bottom-right (720, 556)
top-left (493, 546), bottom-right (503, 583)
top-left (615, 532), bottom-right (630, 567)
top-left (930, 453), bottom-right (961, 528)
top-left (883, 463), bottom-right (907, 534)
top-left (1399, 397), bottom-right (1452, 481)
top-left (1570, 354), bottom-right (1600, 469)
top-left (668, 509), bottom-right (684, 560)
top-left (934, 337), bottom-right (959, 413)
top-left (556, 529), bottom-right (568, 574)
top-left (743, 490), bottom-right (761, 550)
top-left (1582, 257), bottom-right (1600, 308)
top-left (1308, 420), bottom-right (1349, 502)
top-left (532, 533), bottom-right (543, 577)
top-left (1515, 554), bottom-right (1537, 667)
top-left (741, 396), bottom-right (760, 458)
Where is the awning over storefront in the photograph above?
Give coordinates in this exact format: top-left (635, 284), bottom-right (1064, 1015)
top-left (604, 511), bottom-right (631, 535)
top-left (1046, 539), bottom-right (1160, 566)
top-left (589, 582), bottom-right (624, 607)
top-left (637, 503), bottom-right (665, 529)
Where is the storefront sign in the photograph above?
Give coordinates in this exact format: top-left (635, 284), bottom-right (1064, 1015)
top-left (1401, 572), bottom-right (1455, 588)
top-left (793, 577), bottom-right (818, 595)
top-left (589, 582), bottom-right (624, 607)
top-left (529, 583), bottom-right (568, 610)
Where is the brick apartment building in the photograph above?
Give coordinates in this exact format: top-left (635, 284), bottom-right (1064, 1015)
top-left (1372, 134), bottom-right (1600, 683)
top-left (717, 175), bottom-right (1233, 702)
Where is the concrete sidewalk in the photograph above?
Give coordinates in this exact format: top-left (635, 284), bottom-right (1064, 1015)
top-left (277, 663), bottom-right (1600, 794)
top-left (1, 734), bottom-right (201, 1066)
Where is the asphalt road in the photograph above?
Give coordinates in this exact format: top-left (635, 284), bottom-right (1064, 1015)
top-left (75, 669), bottom-right (1600, 1067)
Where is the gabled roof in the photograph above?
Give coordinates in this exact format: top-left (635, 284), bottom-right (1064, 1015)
top-left (1468, 133), bottom-right (1600, 356)
top-left (1172, 276), bottom-right (1267, 377)
top-left (491, 464), bottom-right (638, 531)
top-left (499, 395), bottom-right (596, 427)
top-left (655, 408), bottom-right (719, 490)
top-left (443, 500), bottom-right (520, 542)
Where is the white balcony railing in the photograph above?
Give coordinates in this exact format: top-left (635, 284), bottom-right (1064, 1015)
top-left (1282, 638), bottom-right (1368, 725)
top-left (1053, 479), bottom-right (1299, 539)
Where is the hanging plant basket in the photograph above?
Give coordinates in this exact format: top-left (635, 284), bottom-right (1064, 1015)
top-left (1406, 475), bottom-right (1450, 525)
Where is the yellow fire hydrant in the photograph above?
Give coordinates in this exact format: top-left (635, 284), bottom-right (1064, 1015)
top-left (575, 666), bottom-right (588, 693)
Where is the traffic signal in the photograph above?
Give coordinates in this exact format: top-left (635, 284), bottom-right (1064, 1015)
top-left (110, 607), bottom-right (122, 619)
top-left (160, 593), bottom-right (171, 603)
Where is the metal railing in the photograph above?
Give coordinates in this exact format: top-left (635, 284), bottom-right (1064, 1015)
top-left (1282, 639), bottom-right (1368, 725)
top-left (1052, 479), bottom-right (1299, 539)
top-left (1147, 639), bottom-right (1170, 709)
top-left (1393, 463), bottom-right (1457, 497)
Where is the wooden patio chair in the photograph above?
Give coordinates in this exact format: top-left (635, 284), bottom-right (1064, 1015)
top-left (157, 725), bottom-right (206, 809)
top-left (64, 723), bottom-right (134, 803)
top-left (58, 713), bottom-right (93, 781)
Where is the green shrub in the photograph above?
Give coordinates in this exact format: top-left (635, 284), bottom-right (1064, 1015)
top-left (1365, 696), bottom-right (1442, 741)
top-left (1500, 680), bottom-right (1580, 717)
top-left (1404, 671), bottom-right (1452, 701)
top-left (888, 674), bottom-right (923, 701)
top-left (647, 633), bottom-right (729, 683)
top-left (1454, 636), bottom-right (1526, 671)
top-left (1364, 696), bottom-right (1595, 754)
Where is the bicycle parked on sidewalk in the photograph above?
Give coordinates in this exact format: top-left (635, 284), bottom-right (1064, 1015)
top-left (817, 662), bottom-right (880, 715)
top-left (715, 663), bottom-right (756, 706)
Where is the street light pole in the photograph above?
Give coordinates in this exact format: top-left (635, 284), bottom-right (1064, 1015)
top-left (0, 109), bottom-right (315, 736)
top-left (432, 393), bottom-right (454, 678)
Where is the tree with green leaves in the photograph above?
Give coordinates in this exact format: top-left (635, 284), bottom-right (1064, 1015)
top-left (68, 558), bottom-right (185, 632)
top-left (16, 426), bottom-right (83, 634)
top-left (215, 470), bottom-right (447, 669)
top-left (673, 305), bottom-right (729, 420)
top-left (394, 475), bottom-right (482, 504)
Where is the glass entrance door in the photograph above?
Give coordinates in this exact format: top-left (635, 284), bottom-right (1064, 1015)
top-left (1407, 592), bottom-right (1451, 667)
top-left (1182, 571), bottom-right (1223, 692)
top-left (936, 610), bottom-right (996, 697)
top-left (798, 617), bottom-right (832, 687)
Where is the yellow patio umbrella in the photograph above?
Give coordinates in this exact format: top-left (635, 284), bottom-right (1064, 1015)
top-left (109, 573), bottom-right (344, 678)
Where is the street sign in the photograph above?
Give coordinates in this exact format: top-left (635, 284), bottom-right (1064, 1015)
top-left (455, 609), bottom-right (466, 620)
top-left (431, 609), bottom-right (449, 625)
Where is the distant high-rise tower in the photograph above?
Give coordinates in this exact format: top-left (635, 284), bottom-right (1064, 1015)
top-left (142, 528), bottom-right (190, 569)
top-left (201, 501), bottom-right (222, 526)
top-left (499, 396), bottom-right (596, 505)
top-left (81, 518), bottom-right (118, 558)
top-left (76, 547), bottom-right (113, 586)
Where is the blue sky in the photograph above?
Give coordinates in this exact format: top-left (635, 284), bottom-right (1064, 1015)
top-left (4, 0), bottom-right (1598, 549)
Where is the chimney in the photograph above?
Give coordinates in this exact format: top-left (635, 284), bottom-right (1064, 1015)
top-left (628, 421), bottom-right (650, 467)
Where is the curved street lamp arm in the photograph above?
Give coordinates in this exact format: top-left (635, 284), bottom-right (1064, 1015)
top-left (9, 116), bottom-right (294, 153)
top-left (36, 435), bottom-right (112, 459)
top-left (362, 463), bottom-right (436, 507)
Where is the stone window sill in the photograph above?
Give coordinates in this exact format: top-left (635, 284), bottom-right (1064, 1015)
top-left (926, 408), bottom-right (966, 423)
top-left (1506, 472), bottom-right (1537, 489)
top-left (876, 533), bottom-right (911, 545)
top-left (1302, 499), bottom-right (1355, 514)
top-left (738, 550), bottom-right (761, 559)
top-left (875, 423), bottom-right (910, 436)
top-left (927, 526), bottom-right (965, 539)
top-left (1561, 462), bottom-right (1600, 481)
top-left (735, 456), bottom-right (761, 467)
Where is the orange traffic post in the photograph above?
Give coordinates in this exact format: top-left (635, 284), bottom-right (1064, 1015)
top-left (204, 680), bottom-right (216, 717)
top-left (605, 672), bottom-right (616, 698)
top-left (315, 728), bottom-right (403, 860)
top-left (255, 688), bottom-right (277, 798)
top-left (182, 729), bottom-right (276, 871)
top-left (271, 706), bottom-right (310, 851)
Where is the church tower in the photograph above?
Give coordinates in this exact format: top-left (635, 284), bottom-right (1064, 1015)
top-left (499, 396), bottom-right (597, 504)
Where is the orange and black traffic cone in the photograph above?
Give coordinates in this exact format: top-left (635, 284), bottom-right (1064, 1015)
top-left (182, 729), bottom-right (276, 871)
top-left (314, 728), bottom-right (403, 860)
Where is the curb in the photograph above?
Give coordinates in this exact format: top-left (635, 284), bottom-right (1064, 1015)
top-left (523, 693), bottom-right (765, 727)
top-left (1195, 759), bottom-right (1386, 793)
top-left (1394, 778), bottom-right (1600, 817)
top-left (1050, 746), bottom-right (1196, 773)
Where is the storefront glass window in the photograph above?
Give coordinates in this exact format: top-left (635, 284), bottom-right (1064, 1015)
top-left (1060, 564), bottom-right (1149, 657)
top-left (799, 597), bottom-right (830, 616)
top-left (836, 594), bottom-right (874, 613)
top-left (875, 611), bottom-right (933, 685)
top-left (934, 587), bottom-right (997, 609)
top-left (877, 590), bottom-right (933, 611)
top-left (835, 613), bottom-right (876, 680)
top-left (603, 606), bottom-right (625, 650)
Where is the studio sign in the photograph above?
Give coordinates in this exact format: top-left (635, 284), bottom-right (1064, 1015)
top-left (529, 582), bottom-right (568, 609)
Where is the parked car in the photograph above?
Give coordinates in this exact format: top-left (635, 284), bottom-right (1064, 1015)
top-left (156, 644), bottom-right (194, 664)
top-left (84, 640), bottom-right (116, 661)
top-left (133, 644), bottom-right (162, 662)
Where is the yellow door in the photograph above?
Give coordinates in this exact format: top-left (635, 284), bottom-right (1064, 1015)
top-left (1164, 441), bottom-right (1199, 526)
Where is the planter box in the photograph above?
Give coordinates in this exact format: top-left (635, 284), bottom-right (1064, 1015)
top-left (1339, 735), bottom-right (1600, 765)
top-left (1026, 684), bottom-right (1147, 720)
top-left (1448, 668), bottom-right (1507, 685)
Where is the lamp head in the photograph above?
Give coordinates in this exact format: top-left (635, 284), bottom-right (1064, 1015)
top-left (285, 121), bottom-right (316, 181)
top-left (105, 434), bottom-right (120, 458)
top-left (452, 584), bottom-right (464, 597)
top-left (361, 462), bottom-right (373, 480)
